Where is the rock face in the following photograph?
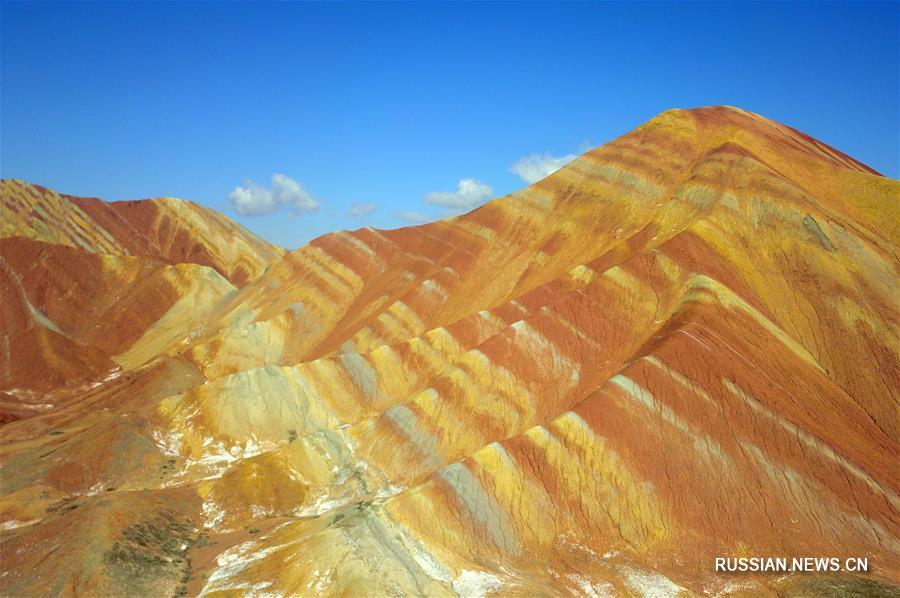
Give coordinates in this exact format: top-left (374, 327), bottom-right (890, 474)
top-left (0, 106), bottom-right (897, 596)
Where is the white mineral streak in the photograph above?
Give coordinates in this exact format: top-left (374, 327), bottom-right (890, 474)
top-left (294, 495), bottom-right (354, 518)
top-left (200, 539), bottom-right (296, 596)
top-left (568, 574), bottom-right (615, 598)
top-left (0, 519), bottom-right (39, 530)
top-left (201, 498), bottom-right (226, 529)
top-left (616, 564), bottom-right (686, 598)
top-left (151, 429), bottom-right (183, 457)
top-left (451, 570), bottom-right (503, 598)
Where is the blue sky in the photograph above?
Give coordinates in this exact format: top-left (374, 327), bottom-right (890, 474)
top-left (2, 1), bottom-right (897, 249)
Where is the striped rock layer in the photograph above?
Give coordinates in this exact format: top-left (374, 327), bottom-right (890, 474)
top-left (0, 182), bottom-right (282, 397)
top-left (0, 106), bottom-right (898, 597)
top-left (1, 179), bottom-right (283, 287)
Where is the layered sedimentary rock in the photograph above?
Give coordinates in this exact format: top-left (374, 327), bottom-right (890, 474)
top-left (0, 181), bottom-right (282, 405)
top-left (1, 106), bottom-right (898, 596)
top-left (1, 179), bottom-right (283, 287)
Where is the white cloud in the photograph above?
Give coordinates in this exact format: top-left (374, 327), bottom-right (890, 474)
top-left (347, 202), bottom-right (377, 217)
top-left (424, 178), bottom-right (493, 210)
top-left (395, 210), bottom-right (430, 224)
top-left (229, 173), bottom-right (319, 216)
top-left (510, 153), bottom-right (577, 184)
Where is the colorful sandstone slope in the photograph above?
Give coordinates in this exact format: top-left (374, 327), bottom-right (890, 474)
top-left (0, 179), bottom-right (283, 287)
top-left (0, 106), bottom-right (898, 596)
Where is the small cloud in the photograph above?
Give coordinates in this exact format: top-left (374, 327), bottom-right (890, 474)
top-left (510, 153), bottom-right (577, 184)
top-left (395, 210), bottom-right (430, 224)
top-left (424, 178), bottom-right (493, 210)
top-left (347, 202), bottom-right (377, 217)
top-left (229, 173), bottom-right (319, 216)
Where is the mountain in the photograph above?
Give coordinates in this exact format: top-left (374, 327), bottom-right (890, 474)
top-left (1, 179), bottom-right (283, 287)
top-left (0, 181), bottom-right (282, 400)
top-left (1, 106), bottom-right (897, 596)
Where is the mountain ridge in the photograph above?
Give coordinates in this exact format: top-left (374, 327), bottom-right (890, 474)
top-left (1, 178), bottom-right (284, 287)
top-left (1, 106), bottom-right (897, 596)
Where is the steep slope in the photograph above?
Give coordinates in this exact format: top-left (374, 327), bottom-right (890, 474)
top-left (0, 183), bottom-right (282, 403)
top-left (0, 179), bottom-right (283, 287)
top-left (0, 106), bottom-right (898, 597)
top-left (0, 236), bottom-right (235, 394)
